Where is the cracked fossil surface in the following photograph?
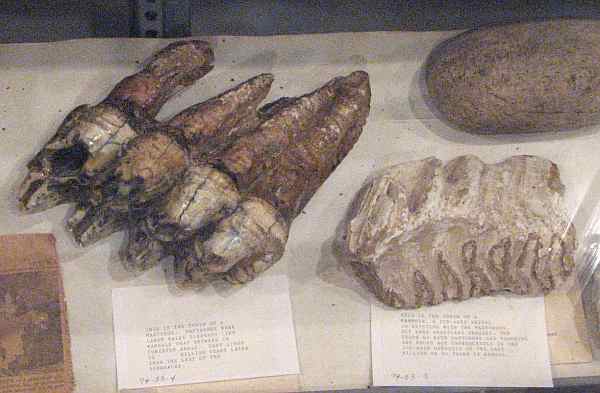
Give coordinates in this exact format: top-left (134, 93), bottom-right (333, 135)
top-left (19, 40), bottom-right (372, 285)
top-left (346, 155), bottom-right (576, 308)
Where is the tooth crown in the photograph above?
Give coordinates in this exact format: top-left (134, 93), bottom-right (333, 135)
top-left (112, 132), bottom-right (188, 204)
top-left (201, 197), bottom-right (289, 274)
top-left (149, 165), bottom-right (241, 242)
top-left (346, 155), bottom-right (576, 309)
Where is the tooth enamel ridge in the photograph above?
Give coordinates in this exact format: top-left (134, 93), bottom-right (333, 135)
top-left (345, 155), bottom-right (576, 309)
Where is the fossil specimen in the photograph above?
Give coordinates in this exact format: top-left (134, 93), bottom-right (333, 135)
top-left (346, 155), bottom-right (576, 308)
top-left (19, 40), bottom-right (215, 213)
top-left (426, 19), bottom-right (600, 133)
top-left (18, 40), bottom-right (372, 285)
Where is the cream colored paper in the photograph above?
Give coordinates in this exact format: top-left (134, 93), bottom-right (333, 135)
top-left (0, 32), bottom-right (598, 392)
top-left (112, 275), bottom-right (299, 390)
top-left (371, 297), bottom-right (553, 387)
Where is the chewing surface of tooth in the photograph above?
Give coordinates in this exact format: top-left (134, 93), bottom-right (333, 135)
top-left (149, 165), bottom-right (240, 241)
top-left (346, 155), bottom-right (576, 309)
top-left (201, 198), bottom-right (289, 274)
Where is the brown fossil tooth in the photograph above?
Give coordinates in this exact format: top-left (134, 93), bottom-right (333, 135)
top-left (243, 71), bottom-right (371, 222)
top-left (186, 71), bottom-right (371, 284)
top-left (122, 75), bottom-right (276, 267)
top-left (216, 73), bottom-right (341, 189)
top-left (346, 155), bottom-right (576, 309)
top-left (95, 132), bottom-right (189, 209)
top-left (18, 40), bottom-right (214, 213)
top-left (144, 165), bottom-right (241, 242)
top-left (168, 73), bottom-right (274, 160)
top-left (106, 40), bottom-right (214, 118)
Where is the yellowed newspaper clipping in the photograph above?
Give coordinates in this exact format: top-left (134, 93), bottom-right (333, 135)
top-left (0, 234), bottom-right (73, 393)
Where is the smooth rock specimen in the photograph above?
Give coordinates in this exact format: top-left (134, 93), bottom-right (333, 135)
top-left (426, 19), bottom-right (600, 133)
top-left (346, 155), bottom-right (576, 308)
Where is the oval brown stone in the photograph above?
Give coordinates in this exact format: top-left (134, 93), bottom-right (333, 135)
top-left (425, 19), bottom-right (600, 134)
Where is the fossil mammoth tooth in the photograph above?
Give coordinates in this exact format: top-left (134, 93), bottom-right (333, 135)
top-left (346, 155), bottom-right (576, 309)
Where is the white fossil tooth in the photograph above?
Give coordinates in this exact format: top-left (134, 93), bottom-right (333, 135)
top-left (346, 155), bottom-right (576, 308)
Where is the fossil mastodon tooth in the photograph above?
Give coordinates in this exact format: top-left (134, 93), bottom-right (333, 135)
top-left (346, 155), bottom-right (576, 308)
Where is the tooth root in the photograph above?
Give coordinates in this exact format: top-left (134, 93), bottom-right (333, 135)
top-left (168, 74), bottom-right (274, 156)
top-left (218, 75), bottom-right (341, 187)
top-left (244, 71), bottom-right (371, 222)
top-left (200, 198), bottom-right (289, 275)
top-left (106, 40), bottom-right (214, 118)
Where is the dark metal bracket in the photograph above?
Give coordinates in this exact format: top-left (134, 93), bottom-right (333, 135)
top-left (133, 0), bottom-right (190, 38)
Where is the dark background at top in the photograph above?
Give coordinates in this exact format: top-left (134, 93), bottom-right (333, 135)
top-left (2, 0), bottom-right (600, 43)
top-left (3, 0), bottom-right (600, 392)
